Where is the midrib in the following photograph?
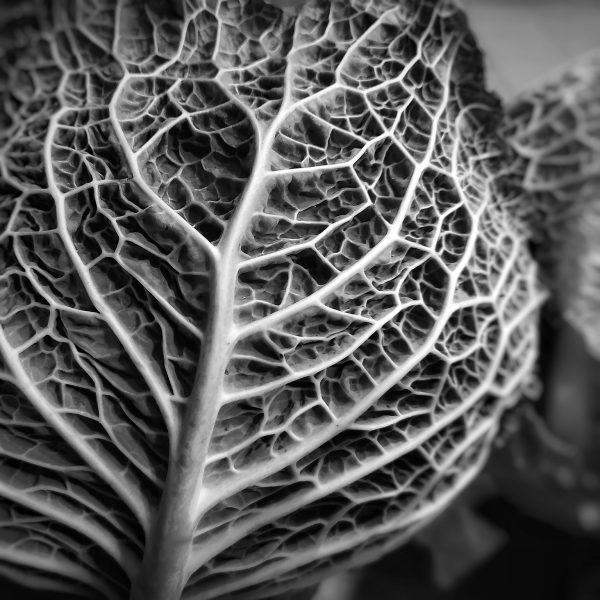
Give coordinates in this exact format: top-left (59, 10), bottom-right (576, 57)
top-left (130, 116), bottom-right (284, 600)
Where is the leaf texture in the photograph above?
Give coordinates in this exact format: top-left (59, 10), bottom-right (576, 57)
top-left (503, 51), bottom-right (600, 360)
top-left (0, 1), bottom-right (543, 599)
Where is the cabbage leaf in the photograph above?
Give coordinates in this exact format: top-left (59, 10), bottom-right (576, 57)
top-left (503, 51), bottom-right (600, 360)
top-left (0, 1), bottom-right (543, 598)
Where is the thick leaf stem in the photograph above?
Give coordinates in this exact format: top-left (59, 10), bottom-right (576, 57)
top-left (129, 106), bottom-right (278, 600)
top-left (129, 260), bottom-right (233, 600)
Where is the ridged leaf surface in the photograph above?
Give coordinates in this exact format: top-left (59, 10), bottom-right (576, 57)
top-left (504, 52), bottom-right (600, 359)
top-left (0, 1), bottom-right (542, 598)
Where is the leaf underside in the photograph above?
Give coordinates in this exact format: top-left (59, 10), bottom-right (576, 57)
top-left (503, 52), bottom-right (600, 360)
top-left (0, 1), bottom-right (543, 599)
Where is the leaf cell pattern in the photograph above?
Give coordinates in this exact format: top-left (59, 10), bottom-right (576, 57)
top-left (0, 1), bottom-right (543, 599)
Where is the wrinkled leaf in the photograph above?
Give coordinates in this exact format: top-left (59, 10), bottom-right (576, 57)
top-left (0, 1), bottom-right (543, 599)
top-left (503, 51), bottom-right (600, 358)
top-left (498, 54), bottom-right (600, 536)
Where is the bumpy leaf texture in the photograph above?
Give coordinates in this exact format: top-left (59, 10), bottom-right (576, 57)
top-left (0, 1), bottom-right (543, 599)
top-left (503, 52), bottom-right (600, 360)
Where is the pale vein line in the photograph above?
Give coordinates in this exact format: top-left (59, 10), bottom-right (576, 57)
top-left (233, 41), bottom-right (458, 342)
top-left (0, 547), bottom-right (122, 600)
top-left (0, 481), bottom-right (138, 578)
top-left (0, 326), bottom-right (149, 529)
top-left (221, 302), bottom-right (416, 406)
top-left (45, 107), bottom-right (177, 444)
top-left (190, 290), bottom-right (538, 572)
top-left (107, 76), bottom-right (219, 264)
top-left (238, 202), bottom-right (375, 271)
top-left (188, 417), bottom-right (496, 589)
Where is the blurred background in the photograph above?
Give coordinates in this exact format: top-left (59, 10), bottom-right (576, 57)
top-left (462, 0), bottom-right (600, 99)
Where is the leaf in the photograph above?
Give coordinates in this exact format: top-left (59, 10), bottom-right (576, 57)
top-left (496, 48), bottom-right (600, 542)
top-left (502, 51), bottom-right (600, 359)
top-left (0, 1), bottom-right (543, 599)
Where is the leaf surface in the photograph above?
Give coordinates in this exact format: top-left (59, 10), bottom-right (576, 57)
top-left (503, 51), bottom-right (600, 359)
top-left (0, 1), bottom-right (543, 599)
